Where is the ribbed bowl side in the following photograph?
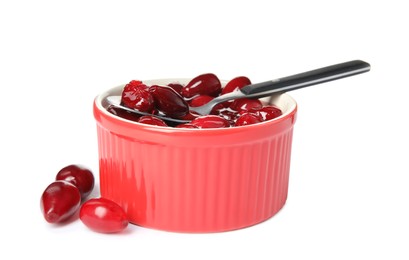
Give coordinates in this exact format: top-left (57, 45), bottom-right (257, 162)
top-left (97, 125), bottom-right (294, 233)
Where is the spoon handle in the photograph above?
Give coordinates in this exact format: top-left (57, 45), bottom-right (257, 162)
top-left (240, 60), bottom-right (371, 97)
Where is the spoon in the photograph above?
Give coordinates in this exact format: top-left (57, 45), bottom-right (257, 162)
top-left (106, 60), bottom-right (370, 124)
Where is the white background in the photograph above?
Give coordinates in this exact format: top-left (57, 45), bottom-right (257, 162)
top-left (1, 0), bottom-right (408, 259)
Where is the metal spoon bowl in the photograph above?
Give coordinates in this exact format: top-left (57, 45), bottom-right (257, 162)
top-left (104, 60), bottom-right (370, 124)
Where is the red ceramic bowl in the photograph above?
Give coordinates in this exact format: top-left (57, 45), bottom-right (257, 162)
top-left (93, 78), bottom-right (297, 233)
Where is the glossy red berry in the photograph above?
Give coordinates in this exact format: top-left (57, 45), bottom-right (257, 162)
top-left (235, 113), bottom-right (262, 127)
top-left (107, 105), bottom-right (140, 122)
top-left (149, 85), bottom-right (189, 118)
top-left (121, 80), bottom-right (154, 112)
top-left (179, 112), bottom-right (199, 121)
top-left (221, 76), bottom-right (251, 95)
top-left (191, 115), bottom-right (230, 128)
top-left (230, 98), bottom-right (263, 112)
top-left (127, 80), bottom-right (143, 87)
top-left (56, 165), bottom-right (94, 200)
top-left (181, 73), bottom-right (222, 98)
top-left (80, 197), bottom-right (128, 233)
top-left (40, 181), bottom-right (81, 223)
top-left (138, 115), bottom-right (168, 127)
top-left (255, 106), bottom-right (283, 121)
top-left (189, 95), bottom-right (213, 107)
top-left (189, 95), bottom-right (223, 114)
top-left (167, 82), bottom-right (184, 94)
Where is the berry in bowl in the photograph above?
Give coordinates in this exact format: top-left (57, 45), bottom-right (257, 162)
top-left (105, 73), bottom-right (284, 128)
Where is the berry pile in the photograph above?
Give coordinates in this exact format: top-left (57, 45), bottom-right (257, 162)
top-left (107, 73), bottom-right (283, 128)
top-left (40, 164), bottom-right (128, 233)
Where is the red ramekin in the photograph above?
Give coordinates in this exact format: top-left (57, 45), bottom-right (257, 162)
top-left (93, 78), bottom-right (297, 232)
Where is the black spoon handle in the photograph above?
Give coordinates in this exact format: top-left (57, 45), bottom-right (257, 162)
top-left (240, 60), bottom-right (371, 97)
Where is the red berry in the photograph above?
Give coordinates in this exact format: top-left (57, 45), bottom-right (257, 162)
top-left (235, 113), bottom-right (262, 127)
top-left (189, 95), bottom-right (213, 107)
top-left (179, 111), bottom-right (199, 121)
top-left (221, 76), bottom-right (251, 95)
top-left (127, 80), bottom-right (143, 87)
top-left (121, 81), bottom-right (154, 112)
top-left (138, 115), bottom-right (168, 127)
top-left (107, 105), bottom-right (140, 122)
top-left (255, 106), bottom-right (283, 121)
top-left (56, 165), bottom-right (94, 200)
top-left (167, 82), bottom-right (184, 94)
top-left (190, 115), bottom-right (230, 128)
top-left (149, 85), bottom-right (189, 118)
top-left (40, 181), bottom-right (81, 223)
top-left (181, 73), bottom-right (222, 98)
top-left (230, 98), bottom-right (263, 112)
top-left (80, 197), bottom-right (128, 233)
top-left (189, 95), bottom-right (223, 114)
